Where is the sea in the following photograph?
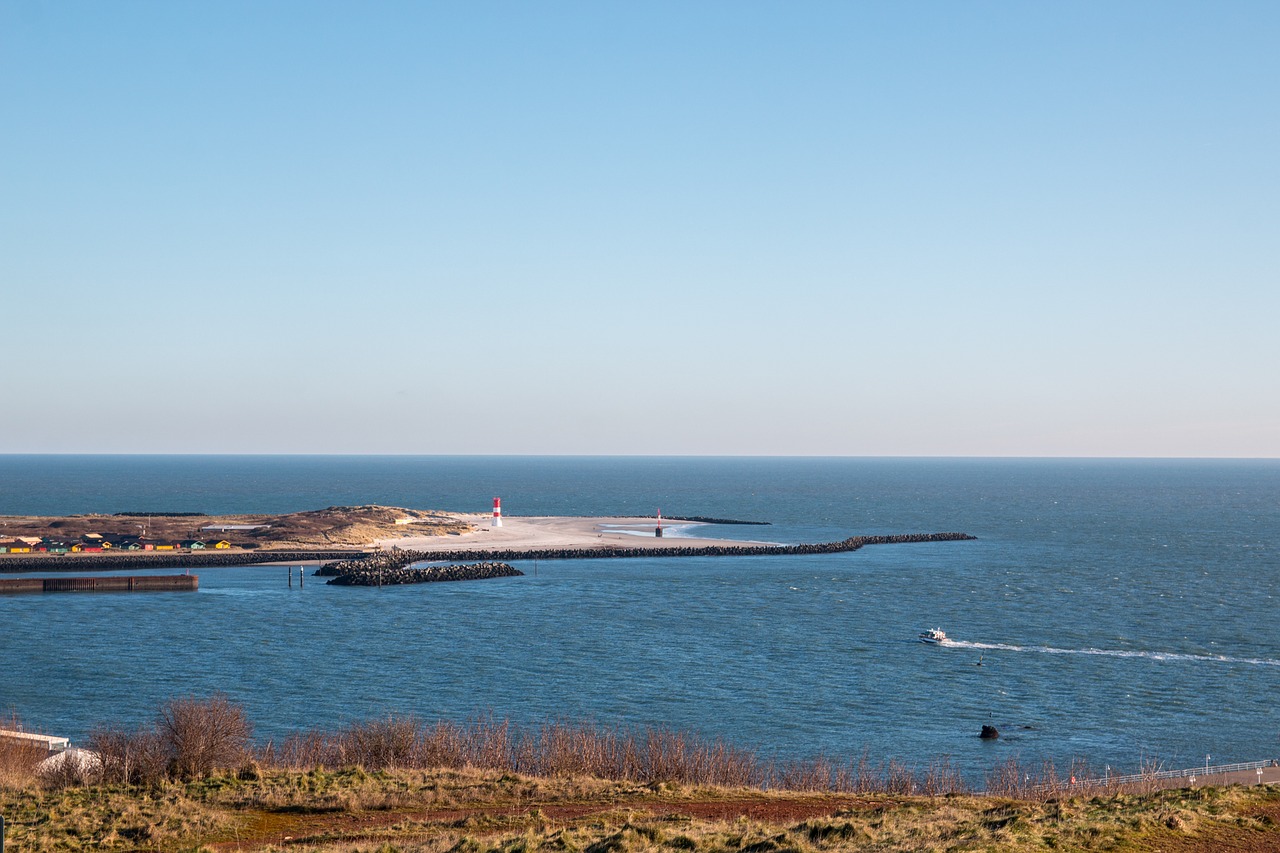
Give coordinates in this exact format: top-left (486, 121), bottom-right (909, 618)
top-left (2, 455), bottom-right (1277, 782)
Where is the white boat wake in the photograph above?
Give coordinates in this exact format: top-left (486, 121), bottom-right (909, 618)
top-left (942, 639), bottom-right (1280, 667)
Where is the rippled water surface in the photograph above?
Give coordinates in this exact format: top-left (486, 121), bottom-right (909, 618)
top-left (2, 456), bottom-right (1277, 779)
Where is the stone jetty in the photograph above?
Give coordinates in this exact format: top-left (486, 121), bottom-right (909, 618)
top-left (354, 531), bottom-right (975, 566)
top-left (325, 560), bottom-right (522, 586)
top-left (315, 532), bottom-right (975, 579)
top-left (644, 515), bottom-right (771, 526)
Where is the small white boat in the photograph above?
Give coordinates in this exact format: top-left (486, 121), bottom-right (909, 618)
top-left (919, 628), bottom-right (948, 644)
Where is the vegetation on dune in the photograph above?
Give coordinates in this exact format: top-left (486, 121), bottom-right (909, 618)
top-left (0, 505), bottom-right (470, 550)
top-left (3, 699), bottom-right (1279, 851)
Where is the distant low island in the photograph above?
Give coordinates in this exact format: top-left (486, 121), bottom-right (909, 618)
top-left (0, 505), bottom-right (975, 575)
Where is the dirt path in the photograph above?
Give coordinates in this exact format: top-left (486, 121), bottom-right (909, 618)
top-left (205, 790), bottom-right (1280, 852)
top-left (209, 793), bottom-right (895, 850)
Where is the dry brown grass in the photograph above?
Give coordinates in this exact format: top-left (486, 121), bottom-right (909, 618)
top-left (2, 753), bottom-right (1280, 850)
top-left (8, 700), bottom-right (1280, 851)
top-left (5, 768), bottom-right (1278, 852)
top-left (0, 731), bottom-right (45, 788)
top-left (0, 779), bottom-right (232, 850)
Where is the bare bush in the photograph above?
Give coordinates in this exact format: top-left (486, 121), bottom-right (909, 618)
top-left (419, 720), bottom-right (469, 768)
top-left (984, 756), bottom-right (1031, 798)
top-left (157, 694), bottom-right (252, 780)
top-left (1135, 756), bottom-right (1167, 796)
top-left (0, 735), bottom-right (45, 788)
top-left (526, 720), bottom-right (593, 777)
top-left (920, 757), bottom-right (968, 796)
top-left (340, 715), bottom-right (422, 769)
top-left (48, 695), bottom-right (1192, 800)
top-left (261, 729), bottom-right (338, 770)
top-left (641, 727), bottom-right (693, 782)
top-left (463, 715), bottom-right (515, 770)
top-left (250, 715), bottom-right (974, 796)
top-left (700, 739), bottom-right (760, 787)
top-left (778, 756), bottom-right (836, 792)
top-left (89, 725), bottom-right (168, 786)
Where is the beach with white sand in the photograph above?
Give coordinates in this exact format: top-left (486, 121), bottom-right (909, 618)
top-left (374, 514), bottom-right (779, 553)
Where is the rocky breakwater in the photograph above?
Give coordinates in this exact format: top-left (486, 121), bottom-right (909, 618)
top-left (322, 552), bottom-right (522, 586)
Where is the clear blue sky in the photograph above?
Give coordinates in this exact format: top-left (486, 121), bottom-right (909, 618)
top-left (3, 1), bottom-right (1276, 456)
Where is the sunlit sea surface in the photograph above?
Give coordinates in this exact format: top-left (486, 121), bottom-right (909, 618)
top-left (2, 455), bottom-right (1277, 780)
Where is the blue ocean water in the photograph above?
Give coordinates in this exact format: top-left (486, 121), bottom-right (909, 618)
top-left (2, 455), bottom-right (1277, 781)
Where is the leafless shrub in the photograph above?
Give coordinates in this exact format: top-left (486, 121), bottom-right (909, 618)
top-left (28, 694), bottom-right (1200, 803)
top-left (984, 756), bottom-right (1150, 801)
top-left (419, 719), bottom-right (469, 768)
top-left (777, 756), bottom-right (836, 792)
top-left (984, 756), bottom-right (1032, 799)
top-left (122, 702), bottom-right (989, 796)
top-left (884, 759), bottom-right (921, 794)
top-left (89, 725), bottom-right (168, 786)
top-left (463, 714), bottom-right (515, 770)
top-left (571, 722), bottom-right (623, 779)
top-left (340, 715), bottom-right (422, 770)
top-left (920, 757), bottom-right (968, 796)
top-left (1135, 756), bottom-right (1166, 796)
top-left (260, 729), bottom-right (339, 769)
top-left (158, 694), bottom-right (253, 780)
top-left (641, 727), bottom-right (693, 782)
top-left (0, 734), bottom-right (45, 788)
top-left (700, 739), bottom-right (760, 787)
top-left (526, 720), bottom-right (596, 777)
top-left (1053, 757), bottom-right (1095, 798)
top-left (842, 750), bottom-right (872, 794)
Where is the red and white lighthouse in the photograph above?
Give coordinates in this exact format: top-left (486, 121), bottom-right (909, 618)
top-left (492, 497), bottom-right (502, 528)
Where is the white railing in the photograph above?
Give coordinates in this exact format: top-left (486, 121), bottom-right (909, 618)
top-left (1028, 759), bottom-right (1275, 793)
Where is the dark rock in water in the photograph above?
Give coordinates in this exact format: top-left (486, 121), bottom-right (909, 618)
top-left (325, 560), bottom-right (522, 586)
top-left (980, 725), bottom-right (1000, 739)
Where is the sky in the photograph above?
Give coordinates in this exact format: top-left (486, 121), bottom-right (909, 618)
top-left (2, 1), bottom-right (1277, 456)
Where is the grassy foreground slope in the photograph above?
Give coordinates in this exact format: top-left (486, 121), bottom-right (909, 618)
top-left (4, 767), bottom-right (1280, 852)
top-left (5, 701), bottom-right (1279, 851)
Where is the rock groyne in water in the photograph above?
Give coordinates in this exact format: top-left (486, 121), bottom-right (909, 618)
top-left (412, 531), bottom-right (973, 563)
top-left (326, 560), bottom-right (522, 586)
top-left (644, 515), bottom-right (771, 526)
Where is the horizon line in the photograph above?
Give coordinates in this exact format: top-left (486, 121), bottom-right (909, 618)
top-left (1, 452), bottom-right (1276, 461)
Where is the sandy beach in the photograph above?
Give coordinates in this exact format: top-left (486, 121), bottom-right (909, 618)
top-left (374, 515), bottom-right (778, 554)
